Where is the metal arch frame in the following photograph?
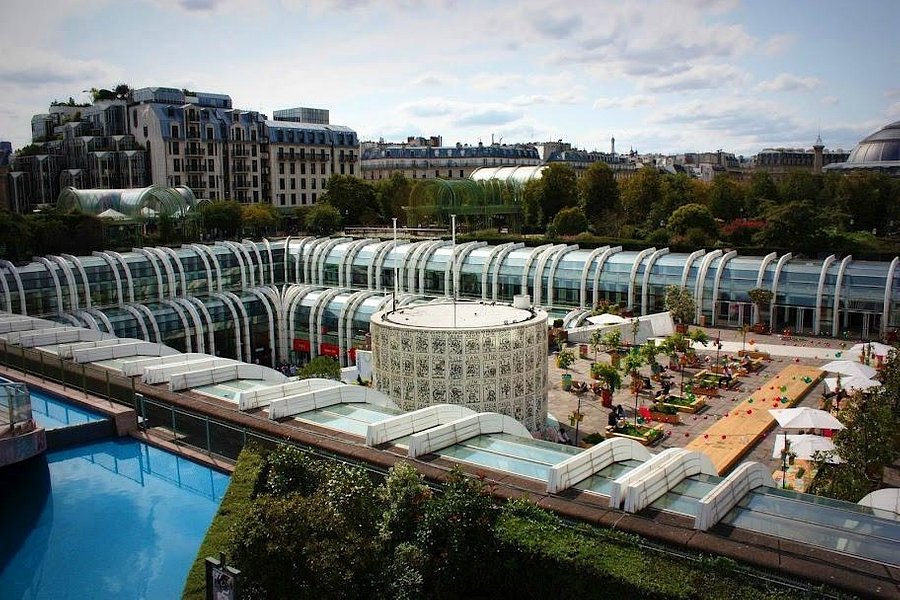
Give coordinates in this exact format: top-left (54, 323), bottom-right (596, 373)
top-left (106, 251), bottom-right (136, 304)
top-left (454, 241), bottom-right (487, 300)
top-left (186, 296), bottom-right (217, 356)
top-left (242, 239), bottom-right (265, 286)
top-left (237, 241), bottom-right (260, 285)
top-left (577, 246), bottom-right (609, 308)
top-left (753, 252), bottom-right (778, 324)
top-left (883, 257), bottom-right (899, 336)
top-left (814, 255), bottom-right (837, 335)
top-left (76, 310), bottom-right (100, 331)
top-left (311, 287), bottom-right (345, 360)
top-left (830, 255), bottom-right (852, 338)
top-left (0, 259), bottom-right (27, 315)
top-left (402, 240), bottom-right (433, 294)
top-left (680, 249), bottom-right (706, 289)
top-left (532, 244), bottom-right (565, 308)
top-left (253, 286), bottom-right (284, 361)
top-left (481, 242), bottom-right (519, 301)
top-left (191, 244), bottom-right (221, 293)
top-left (546, 245), bottom-right (579, 309)
top-left (50, 256), bottom-right (80, 311)
top-left (317, 237), bottom-right (351, 287)
top-left (35, 257), bottom-right (65, 314)
top-left (709, 250), bottom-right (737, 326)
top-left (60, 312), bottom-right (83, 327)
top-left (491, 242), bottom-right (525, 301)
top-left (302, 237), bottom-right (334, 284)
top-left (693, 250), bottom-right (723, 322)
top-left (133, 303), bottom-right (162, 343)
top-left (0, 264), bottom-right (11, 312)
top-left (132, 248), bottom-right (165, 301)
top-left (263, 238), bottom-right (275, 285)
top-left (161, 299), bottom-right (194, 352)
top-left (92, 252), bottom-right (124, 307)
top-left (418, 240), bottom-right (451, 295)
top-left (87, 308), bottom-right (115, 333)
top-left (627, 247), bottom-right (655, 310)
top-left (520, 244), bottom-right (552, 299)
top-left (285, 285), bottom-right (319, 357)
top-left (769, 253), bottom-right (794, 333)
top-left (341, 290), bottom-right (380, 366)
top-left (146, 247), bottom-right (178, 297)
top-left (293, 236), bottom-right (318, 284)
top-left (371, 239), bottom-right (398, 291)
top-left (591, 246), bottom-right (622, 308)
top-left (640, 247), bottom-right (670, 315)
top-left (210, 292), bottom-right (245, 362)
top-left (219, 241), bottom-right (250, 289)
top-left (160, 247), bottom-right (188, 297)
top-left (224, 290), bottom-right (253, 362)
top-left (122, 304), bottom-right (150, 341)
top-left (246, 288), bottom-right (277, 365)
top-left (340, 238), bottom-right (375, 289)
top-left (61, 253), bottom-right (92, 309)
top-left (171, 297), bottom-right (205, 353)
top-left (282, 235), bottom-right (292, 282)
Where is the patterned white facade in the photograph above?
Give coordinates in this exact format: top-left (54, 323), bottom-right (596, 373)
top-left (370, 302), bottom-right (548, 431)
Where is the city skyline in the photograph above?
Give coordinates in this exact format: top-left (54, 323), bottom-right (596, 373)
top-left (1, 0), bottom-right (897, 155)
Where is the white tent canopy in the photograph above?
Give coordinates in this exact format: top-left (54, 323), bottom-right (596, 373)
top-left (823, 376), bottom-right (881, 394)
top-left (586, 314), bottom-right (628, 326)
top-left (820, 360), bottom-right (878, 379)
top-left (858, 488), bottom-right (900, 518)
top-left (849, 342), bottom-right (896, 358)
top-left (772, 434), bottom-right (841, 463)
top-left (98, 208), bottom-right (129, 220)
top-left (769, 407), bottom-right (845, 430)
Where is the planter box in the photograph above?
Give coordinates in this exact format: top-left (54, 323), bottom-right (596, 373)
top-left (661, 395), bottom-right (706, 414)
top-left (738, 349), bottom-right (770, 361)
top-left (649, 410), bottom-right (680, 425)
top-left (605, 424), bottom-right (665, 446)
top-left (690, 385), bottom-right (719, 397)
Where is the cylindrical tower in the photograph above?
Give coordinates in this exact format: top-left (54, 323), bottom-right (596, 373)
top-left (370, 301), bottom-right (548, 431)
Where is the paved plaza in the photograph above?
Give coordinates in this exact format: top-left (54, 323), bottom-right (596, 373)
top-left (547, 326), bottom-right (858, 478)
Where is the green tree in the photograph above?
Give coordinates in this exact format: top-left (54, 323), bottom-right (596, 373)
top-left (296, 355), bottom-right (341, 380)
top-left (321, 174), bottom-right (378, 225)
top-left (379, 462), bottom-right (432, 547)
top-left (837, 171), bottom-right (898, 234)
top-left (520, 179), bottom-right (544, 229)
top-left (578, 162), bottom-right (619, 233)
top-left (657, 172), bottom-right (706, 227)
top-left (241, 203), bottom-right (279, 237)
top-left (708, 175), bottom-right (745, 221)
top-left (537, 163), bottom-right (578, 227)
top-left (620, 166), bottom-right (661, 228)
top-left (304, 203), bottom-right (343, 236)
top-left (0, 209), bottom-right (31, 261)
top-left (754, 200), bottom-right (824, 250)
top-left (551, 206), bottom-right (589, 236)
top-left (374, 172), bottom-right (413, 225)
top-left (778, 171), bottom-right (821, 204)
top-left (199, 200), bottom-right (243, 239)
top-left (664, 285), bottom-right (696, 327)
top-left (746, 170), bottom-right (778, 217)
top-left (667, 203), bottom-right (716, 237)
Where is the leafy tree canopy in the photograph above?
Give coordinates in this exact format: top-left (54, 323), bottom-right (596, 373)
top-left (304, 203), bottom-right (342, 236)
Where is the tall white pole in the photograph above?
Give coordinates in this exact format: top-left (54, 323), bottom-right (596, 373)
top-left (392, 217), bottom-right (398, 312)
top-left (451, 214), bottom-right (457, 328)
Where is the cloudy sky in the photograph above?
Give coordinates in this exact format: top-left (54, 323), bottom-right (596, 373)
top-left (1, 0), bottom-right (897, 155)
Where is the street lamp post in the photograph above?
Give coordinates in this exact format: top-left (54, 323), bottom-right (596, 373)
top-left (679, 354), bottom-right (687, 398)
top-left (714, 331), bottom-right (722, 368)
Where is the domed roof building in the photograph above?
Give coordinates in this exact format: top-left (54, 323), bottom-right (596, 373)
top-left (824, 120), bottom-right (900, 176)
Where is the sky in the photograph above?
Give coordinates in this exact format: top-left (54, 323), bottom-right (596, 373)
top-left (1, 0), bottom-right (897, 156)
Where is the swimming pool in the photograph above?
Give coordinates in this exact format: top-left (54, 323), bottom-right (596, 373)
top-left (0, 438), bottom-right (230, 599)
top-left (29, 388), bottom-right (107, 430)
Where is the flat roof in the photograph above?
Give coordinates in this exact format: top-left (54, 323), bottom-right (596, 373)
top-left (377, 302), bottom-right (542, 329)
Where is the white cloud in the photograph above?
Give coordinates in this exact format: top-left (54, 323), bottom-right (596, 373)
top-left (592, 95), bottom-right (655, 110)
top-left (758, 73), bottom-right (821, 93)
top-left (639, 64), bottom-right (748, 93)
top-left (398, 97), bottom-right (523, 129)
top-left (510, 86), bottom-right (586, 107)
top-left (469, 73), bottom-right (522, 92)
top-left (762, 33), bottom-right (796, 55)
top-left (821, 96), bottom-right (840, 106)
top-left (886, 102), bottom-right (900, 119)
top-left (410, 72), bottom-right (458, 88)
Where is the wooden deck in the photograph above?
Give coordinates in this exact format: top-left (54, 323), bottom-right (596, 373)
top-left (685, 365), bottom-right (824, 475)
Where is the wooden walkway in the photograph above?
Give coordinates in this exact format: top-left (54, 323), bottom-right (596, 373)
top-left (685, 365), bottom-right (824, 475)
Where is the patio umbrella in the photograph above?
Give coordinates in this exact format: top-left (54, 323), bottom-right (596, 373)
top-left (858, 488), bottom-right (900, 517)
top-left (769, 407), bottom-right (845, 430)
top-left (820, 360), bottom-right (877, 379)
top-left (772, 434), bottom-right (841, 463)
top-left (823, 376), bottom-right (881, 393)
top-left (586, 314), bottom-right (628, 326)
top-left (849, 342), bottom-right (895, 358)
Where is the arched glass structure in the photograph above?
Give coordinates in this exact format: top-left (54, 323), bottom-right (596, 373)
top-left (56, 185), bottom-right (200, 219)
top-left (0, 236), bottom-right (897, 368)
top-left (824, 120), bottom-right (900, 176)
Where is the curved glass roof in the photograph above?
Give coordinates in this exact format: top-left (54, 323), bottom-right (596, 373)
top-left (825, 121), bottom-right (900, 172)
top-left (56, 185), bottom-right (199, 219)
top-left (470, 165), bottom-right (546, 185)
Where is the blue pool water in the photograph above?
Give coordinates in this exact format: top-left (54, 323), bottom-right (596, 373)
top-left (0, 438), bottom-right (230, 599)
top-left (29, 388), bottom-right (106, 430)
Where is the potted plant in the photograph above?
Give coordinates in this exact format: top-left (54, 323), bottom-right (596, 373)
top-left (640, 339), bottom-right (662, 379)
top-left (623, 347), bottom-right (645, 424)
top-left (557, 349), bottom-right (576, 391)
top-left (590, 362), bottom-right (622, 408)
top-left (748, 287), bottom-right (773, 333)
top-left (665, 285), bottom-right (696, 333)
top-left (601, 329), bottom-right (623, 369)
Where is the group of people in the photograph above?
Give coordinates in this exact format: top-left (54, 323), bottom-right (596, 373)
top-left (606, 404), bottom-right (627, 430)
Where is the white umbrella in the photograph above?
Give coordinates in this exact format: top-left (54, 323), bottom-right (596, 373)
top-left (849, 342), bottom-right (896, 358)
top-left (97, 208), bottom-right (128, 220)
top-left (769, 407), bottom-right (845, 430)
top-left (858, 488), bottom-right (900, 517)
top-left (772, 434), bottom-right (841, 463)
top-left (586, 314), bottom-right (627, 326)
top-left (820, 360), bottom-right (877, 379)
top-left (823, 376), bottom-right (881, 393)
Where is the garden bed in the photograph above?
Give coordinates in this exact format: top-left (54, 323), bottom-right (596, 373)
top-left (605, 423), bottom-right (665, 446)
top-left (649, 410), bottom-right (680, 425)
top-left (661, 394), bottom-right (707, 414)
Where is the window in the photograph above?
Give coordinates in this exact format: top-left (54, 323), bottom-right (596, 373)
top-left (253, 190), bottom-right (259, 202)
top-left (349, 163), bottom-right (354, 175)
top-left (312, 193), bottom-right (317, 202)
top-left (321, 162), bottom-right (327, 175)
top-left (209, 175), bottom-right (215, 187)
top-left (171, 125), bottom-right (179, 138)
top-left (301, 178), bottom-right (306, 189)
top-left (207, 126), bottom-right (214, 139)
top-left (173, 176), bottom-right (181, 185)
top-left (253, 175), bottom-right (258, 187)
top-left (171, 142), bottom-right (180, 155)
top-left (291, 193), bottom-right (296, 205)
top-left (132, 110), bottom-right (137, 128)
top-left (251, 146), bottom-right (257, 157)
top-left (279, 178), bottom-right (285, 190)
top-left (302, 193), bottom-right (307, 204)
top-left (300, 163), bottom-right (306, 175)
top-left (311, 178), bottom-right (316, 189)
top-left (208, 158), bottom-right (214, 171)
top-left (278, 163), bottom-right (284, 174)
top-left (340, 163), bottom-right (345, 175)
top-left (252, 160), bottom-right (257, 172)
top-left (290, 179), bottom-right (296, 190)
top-left (208, 142), bottom-right (216, 155)
top-left (173, 159), bottom-right (181, 172)
top-left (459, 170), bottom-right (463, 177)
top-left (436, 170), bottom-right (439, 177)
top-left (143, 126), bottom-right (148, 138)
top-left (289, 162), bottom-right (295, 175)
